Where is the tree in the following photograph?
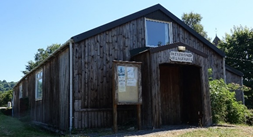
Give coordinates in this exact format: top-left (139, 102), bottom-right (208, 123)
top-left (0, 90), bottom-right (12, 107)
top-left (22, 44), bottom-right (61, 75)
top-left (218, 26), bottom-right (253, 108)
top-left (0, 80), bottom-right (16, 93)
top-left (182, 12), bottom-right (210, 41)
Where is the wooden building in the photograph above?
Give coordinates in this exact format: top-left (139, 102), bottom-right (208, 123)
top-left (225, 65), bottom-right (244, 103)
top-left (13, 4), bottom-right (243, 132)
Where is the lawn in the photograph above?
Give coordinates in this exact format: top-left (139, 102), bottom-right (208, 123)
top-left (179, 125), bottom-right (253, 137)
top-left (1, 111), bottom-right (253, 137)
top-left (0, 112), bottom-right (57, 137)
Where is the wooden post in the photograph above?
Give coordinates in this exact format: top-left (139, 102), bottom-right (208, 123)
top-left (113, 104), bottom-right (117, 133)
top-left (112, 61), bottom-right (142, 133)
top-left (137, 104), bottom-right (141, 130)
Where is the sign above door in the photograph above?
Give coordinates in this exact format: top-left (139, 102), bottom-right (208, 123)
top-left (170, 51), bottom-right (193, 63)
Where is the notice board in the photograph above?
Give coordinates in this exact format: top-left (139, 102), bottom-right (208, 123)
top-left (113, 60), bottom-right (142, 105)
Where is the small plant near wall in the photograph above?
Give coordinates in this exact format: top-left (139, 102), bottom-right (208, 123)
top-left (157, 41), bottom-right (162, 46)
top-left (209, 78), bottom-right (252, 124)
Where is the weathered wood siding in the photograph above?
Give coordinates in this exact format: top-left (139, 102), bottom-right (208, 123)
top-left (226, 70), bottom-right (244, 103)
top-left (130, 53), bottom-right (152, 128)
top-left (73, 18), bottom-right (145, 129)
top-left (13, 48), bottom-right (70, 131)
top-left (133, 48), bottom-right (212, 127)
top-left (145, 10), bottom-right (224, 79)
top-left (133, 47), bottom-right (211, 128)
top-left (171, 23), bottom-right (224, 79)
top-left (72, 14), bottom-right (224, 129)
top-left (159, 64), bottom-right (203, 125)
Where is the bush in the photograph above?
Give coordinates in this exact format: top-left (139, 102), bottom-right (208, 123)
top-left (0, 90), bottom-right (12, 107)
top-left (246, 109), bottom-right (253, 125)
top-left (210, 79), bottom-right (249, 124)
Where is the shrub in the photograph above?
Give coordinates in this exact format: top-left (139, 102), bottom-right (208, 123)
top-left (246, 109), bottom-right (253, 125)
top-left (209, 79), bottom-right (249, 124)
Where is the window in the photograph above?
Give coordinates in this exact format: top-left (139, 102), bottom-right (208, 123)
top-left (35, 70), bottom-right (43, 100)
top-left (19, 84), bottom-right (22, 98)
top-left (145, 18), bottom-right (173, 47)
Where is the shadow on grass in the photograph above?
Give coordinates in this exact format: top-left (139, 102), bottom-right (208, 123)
top-left (0, 112), bottom-right (57, 137)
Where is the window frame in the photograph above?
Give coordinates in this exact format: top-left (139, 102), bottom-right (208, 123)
top-left (19, 84), bottom-right (22, 99)
top-left (35, 69), bottom-right (43, 101)
top-left (145, 18), bottom-right (173, 47)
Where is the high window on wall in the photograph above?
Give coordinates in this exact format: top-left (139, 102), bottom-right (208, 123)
top-left (19, 84), bottom-right (22, 99)
top-left (145, 18), bottom-right (173, 47)
top-left (35, 70), bottom-right (43, 100)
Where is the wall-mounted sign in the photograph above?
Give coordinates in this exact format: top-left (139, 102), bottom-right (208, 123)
top-left (113, 60), bottom-right (142, 133)
top-left (170, 51), bottom-right (193, 63)
top-left (113, 61), bottom-right (142, 104)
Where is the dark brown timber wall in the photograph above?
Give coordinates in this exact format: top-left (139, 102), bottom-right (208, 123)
top-left (73, 14), bottom-right (224, 129)
top-left (147, 10), bottom-right (225, 79)
top-left (226, 70), bottom-right (244, 103)
top-left (159, 64), bottom-right (202, 125)
top-left (72, 18), bottom-right (146, 129)
top-left (13, 48), bottom-right (70, 131)
top-left (171, 23), bottom-right (224, 79)
top-left (133, 47), bottom-right (211, 128)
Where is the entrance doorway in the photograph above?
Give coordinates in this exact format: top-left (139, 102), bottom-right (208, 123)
top-left (159, 64), bottom-right (202, 125)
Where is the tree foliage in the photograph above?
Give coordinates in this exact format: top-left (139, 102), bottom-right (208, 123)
top-left (218, 26), bottom-right (253, 108)
top-left (22, 44), bottom-right (61, 75)
top-left (0, 80), bottom-right (16, 93)
top-left (210, 79), bottom-right (250, 124)
top-left (0, 90), bottom-right (12, 107)
top-left (182, 12), bottom-right (210, 41)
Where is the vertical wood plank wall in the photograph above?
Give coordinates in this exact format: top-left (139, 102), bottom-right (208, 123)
top-left (13, 48), bottom-right (70, 131)
top-left (13, 13), bottom-right (226, 130)
top-left (226, 70), bottom-right (244, 102)
top-left (73, 16), bottom-right (224, 129)
top-left (73, 18), bottom-right (146, 129)
top-left (172, 23), bottom-right (224, 80)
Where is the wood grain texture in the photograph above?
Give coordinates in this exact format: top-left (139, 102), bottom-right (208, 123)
top-left (226, 70), bottom-right (244, 102)
top-left (13, 48), bottom-right (70, 131)
top-left (13, 14), bottom-right (227, 131)
top-left (72, 18), bottom-right (145, 129)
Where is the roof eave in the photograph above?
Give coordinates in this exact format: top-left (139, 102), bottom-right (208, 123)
top-left (13, 39), bottom-right (73, 88)
top-left (225, 64), bottom-right (244, 77)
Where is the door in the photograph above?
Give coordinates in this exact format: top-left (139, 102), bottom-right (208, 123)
top-left (160, 64), bottom-right (202, 125)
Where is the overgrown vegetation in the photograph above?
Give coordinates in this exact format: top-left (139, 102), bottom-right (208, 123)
top-left (209, 79), bottom-right (252, 124)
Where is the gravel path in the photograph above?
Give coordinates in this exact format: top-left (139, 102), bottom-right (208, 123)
top-left (80, 124), bottom-right (253, 137)
top-left (100, 125), bottom-right (203, 137)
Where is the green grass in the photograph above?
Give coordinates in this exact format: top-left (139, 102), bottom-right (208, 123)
top-left (0, 112), bottom-right (57, 137)
top-left (180, 126), bottom-right (253, 137)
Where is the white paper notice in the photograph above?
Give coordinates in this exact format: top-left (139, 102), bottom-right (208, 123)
top-left (127, 67), bottom-right (135, 78)
top-left (118, 80), bottom-right (126, 92)
top-left (118, 66), bottom-right (126, 92)
top-left (127, 79), bottom-right (137, 86)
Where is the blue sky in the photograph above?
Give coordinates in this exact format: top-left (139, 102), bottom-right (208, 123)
top-left (0, 0), bottom-right (252, 82)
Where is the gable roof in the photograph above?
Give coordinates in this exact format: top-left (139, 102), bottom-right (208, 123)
top-left (71, 4), bottom-right (225, 57)
top-left (225, 65), bottom-right (244, 77)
